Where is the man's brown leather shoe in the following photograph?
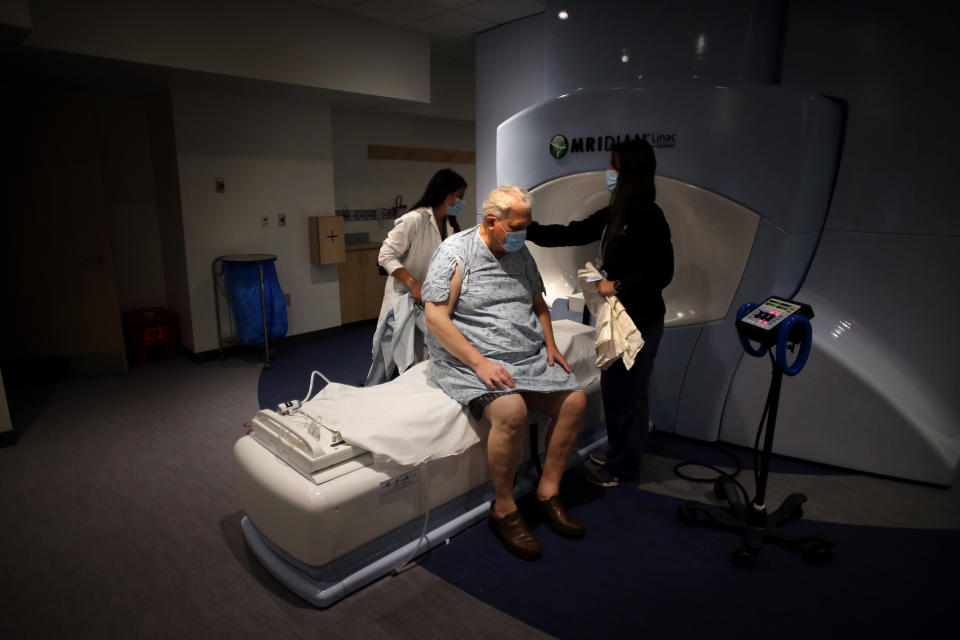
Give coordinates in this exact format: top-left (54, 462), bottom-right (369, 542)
top-left (538, 495), bottom-right (585, 538)
top-left (488, 503), bottom-right (542, 560)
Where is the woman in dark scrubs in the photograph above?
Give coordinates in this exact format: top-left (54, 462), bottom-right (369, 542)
top-left (526, 137), bottom-right (674, 486)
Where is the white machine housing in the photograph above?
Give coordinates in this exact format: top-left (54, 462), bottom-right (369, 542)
top-left (499, 82), bottom-right (959, 484)
top-left (499, 81), bottom-right (840, 440)
top-left (480, 1), bottom-right (960, 486)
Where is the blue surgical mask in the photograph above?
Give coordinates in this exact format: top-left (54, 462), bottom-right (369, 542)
top-left (497, 220), bottom-right (527, 252)
top-left (447, 197), bottom-right (465, 217)
top-left (605, 169), bottom-right (618, 193)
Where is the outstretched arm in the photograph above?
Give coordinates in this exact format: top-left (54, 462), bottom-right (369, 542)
top-left (526, 208), bottom-right (609, 247)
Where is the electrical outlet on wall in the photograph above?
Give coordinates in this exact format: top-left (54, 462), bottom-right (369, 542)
top-left (284, 293), bottom-right (291, 306)
top-left (278, 213), bottom-right (287, 227)
top-left (261, 215), bottom-right (270, 229)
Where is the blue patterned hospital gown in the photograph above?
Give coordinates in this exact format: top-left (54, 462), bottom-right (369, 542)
top-left (421, 226), bottom-right (582, 405)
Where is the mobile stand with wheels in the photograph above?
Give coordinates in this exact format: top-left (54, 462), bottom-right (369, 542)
top-left (677, 296), bottom-right (836, 567)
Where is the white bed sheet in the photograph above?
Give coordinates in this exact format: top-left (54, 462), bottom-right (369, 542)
top-left (301, 360), bottom-right (480, 468)
top-left (298, 320), bottom-right (599, 468)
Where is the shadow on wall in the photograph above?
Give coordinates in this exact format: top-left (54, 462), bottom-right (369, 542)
top-left (311, 262), bottom-right (339, 286)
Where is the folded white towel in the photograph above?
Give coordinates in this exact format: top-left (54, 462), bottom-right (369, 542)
top-left (577, 262), bottom-right (644, 370)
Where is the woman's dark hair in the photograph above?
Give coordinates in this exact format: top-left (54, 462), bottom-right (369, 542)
top-left (606, 137), bottom-right (656, 243)
top-left (411, 169), bottom-right (467, 211)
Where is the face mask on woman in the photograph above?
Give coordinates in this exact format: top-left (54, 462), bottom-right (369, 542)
top-left (496, 220), bottom-right (527, 252)
top-left (447, 197), bottom-right (465, 217)
top-left (605, 169), bottom-right (618, 193)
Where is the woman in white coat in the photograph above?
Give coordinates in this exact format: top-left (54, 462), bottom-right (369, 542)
top-left (365, 169), bottom-right (467, 385)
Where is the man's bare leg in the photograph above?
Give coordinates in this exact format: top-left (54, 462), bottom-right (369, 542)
top-left (484, 393), bottom-right (529, 518)
top-left (523, 390), bottom-right (587, 500)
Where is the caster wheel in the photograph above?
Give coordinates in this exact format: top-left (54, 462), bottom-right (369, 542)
top-left (732, 547), bottom-right (755, 568)
top-left (804, 542), bottom-right (833, 565)
top-left (677, 504), bottom-right (696, 525)
top-left (714, 480), bottom-right (726, 500)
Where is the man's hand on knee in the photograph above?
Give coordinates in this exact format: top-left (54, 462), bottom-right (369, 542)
top-left (546, 345), bottom-right (572, 373)
top-left (474, 357), bottom-right (516, 391)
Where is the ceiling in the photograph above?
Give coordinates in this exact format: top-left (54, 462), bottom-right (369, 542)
top-left (297, 0), bottom-right (546, 58)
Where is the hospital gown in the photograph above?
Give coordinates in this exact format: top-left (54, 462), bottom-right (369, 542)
top-left (422, 226), bottom-right (581, 404)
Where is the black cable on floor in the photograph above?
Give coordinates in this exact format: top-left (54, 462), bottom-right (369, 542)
top-left (673, 446), bottom-right (750, 506)
top-left (673, 350), bottom-right (777, 506)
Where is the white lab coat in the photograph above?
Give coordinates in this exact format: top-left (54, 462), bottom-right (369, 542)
top-left (366, 207), bottom-right (444, 385)
top-left (377, 206), bottom-right (444, 319)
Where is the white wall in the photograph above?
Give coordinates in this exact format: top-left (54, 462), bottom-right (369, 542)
top-left (475, 14), bottom-right (544, 201)
top-left (387, 54), bottom-right (476, 123)
top-left (96, 95), bottom-right (168, 312)
top-left (332, 110), bottom-right (476, 243)
top-left (171, 88), bottom-right (339, 353)
top-left (24, 0), bottom-right (430, 103)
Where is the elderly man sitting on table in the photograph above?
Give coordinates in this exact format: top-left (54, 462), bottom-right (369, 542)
top-left (422, 185), bottom-right (587, 560)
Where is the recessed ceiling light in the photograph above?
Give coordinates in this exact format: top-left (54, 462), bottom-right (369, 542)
top-left (558, 10), bottom-right (569, 20)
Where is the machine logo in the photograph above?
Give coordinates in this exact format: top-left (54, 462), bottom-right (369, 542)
top-left (550, 132), bottom-right (678, 156)
top-left (549, 134), bottom-right (568, 159)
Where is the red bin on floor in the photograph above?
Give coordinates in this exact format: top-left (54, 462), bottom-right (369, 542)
top-left (122, 307), bottom-right (178, 364)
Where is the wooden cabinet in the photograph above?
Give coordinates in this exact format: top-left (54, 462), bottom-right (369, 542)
top-left (338, 244), bottom-right (387, 324)
top-left (309, 215), bottom-right (346, 265)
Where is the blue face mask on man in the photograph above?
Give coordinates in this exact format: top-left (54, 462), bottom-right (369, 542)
top-left (496, 220), bottom-right (527, 252)
top-left (605, 169), bottom-right (618, 193)
top-left (447, 197), bottom-right (465, 217)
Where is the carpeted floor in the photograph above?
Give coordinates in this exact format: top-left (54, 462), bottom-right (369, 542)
top-left (421, 470), bottom-right (959, 639)
top-left (253, 320), bottom-right (960, 637)
top-left (2, 321), bottom-right (958, 639)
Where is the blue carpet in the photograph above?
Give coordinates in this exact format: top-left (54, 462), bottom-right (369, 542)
top-left (421, 471), bottom-right (958, 639)
top-left (257, 321), bottom-right (376, 410)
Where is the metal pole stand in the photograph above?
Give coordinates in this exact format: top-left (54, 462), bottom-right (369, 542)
top-left (677, 365), bottom-right (835, 567)
top-left (258, 263), bottom-right (270, 369)
top-left (677, 301), bottom-right (835, 568)
top-left (213, 257), bottom-right (226, 360)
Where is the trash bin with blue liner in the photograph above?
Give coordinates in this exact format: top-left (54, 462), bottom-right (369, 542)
top-left (213, 254), bottom-right (287, 367)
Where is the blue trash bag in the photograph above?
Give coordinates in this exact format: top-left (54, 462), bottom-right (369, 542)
top-left (223, 260), bottom-right (288, 345)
